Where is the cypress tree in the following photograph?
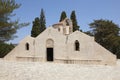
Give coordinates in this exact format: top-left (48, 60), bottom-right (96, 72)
top-left (39, 9), bottom-right (46, 33)
top-left (31, 9), bottom-right (46, 37)
top-left (70, 11), bottom-right (80, 32)
top-left (59, 11), bottom-right (67, 22)
top-left (31, 17), bottom-right (40, 37)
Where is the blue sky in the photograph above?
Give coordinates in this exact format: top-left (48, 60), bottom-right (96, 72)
top-left (10, 0), bottom-right (120, 43)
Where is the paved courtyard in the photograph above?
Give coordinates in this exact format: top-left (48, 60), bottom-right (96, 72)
top-left (0, 59), bottom-right (120, 80)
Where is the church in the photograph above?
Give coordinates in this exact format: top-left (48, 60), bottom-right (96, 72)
top-left (4, 18), bottom-right (116, 65)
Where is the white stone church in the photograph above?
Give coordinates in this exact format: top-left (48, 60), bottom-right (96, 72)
top-left (4, 18), bottom-right (116, 65)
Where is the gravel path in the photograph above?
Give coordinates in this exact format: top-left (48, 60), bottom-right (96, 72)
top-left (0, 60), bottom-right (120, 80)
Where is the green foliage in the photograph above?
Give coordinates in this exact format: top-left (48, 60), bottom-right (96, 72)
top-left (59, 11), bottom-right (67, 22)
top-left (84, 31), bottom-right (94, 36)
top-left (31, 17), bottom-right (41, 37)
top-left (0, 42), bottom-right (14, 58)
top-left (89, 19), bottom-right (120, 58)
top-left (0, 0), bottom-right (29, 42)
top-left (70, 11), bottom-right (80, 32)
top-left (31, 9), bottom-right (46, 37)
top-left (39, 9), bottom-right (46, 33)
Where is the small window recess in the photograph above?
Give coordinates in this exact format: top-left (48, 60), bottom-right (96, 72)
top-left (75, 40), bottom-right (80, 51)
top-left (58, 28), bottom-right (60, 31)
top-left (26, 43), bottom-right (29, 50)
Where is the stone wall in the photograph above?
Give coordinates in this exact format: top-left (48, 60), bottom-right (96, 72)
top-left (4, 27), bottom-right (116, 65)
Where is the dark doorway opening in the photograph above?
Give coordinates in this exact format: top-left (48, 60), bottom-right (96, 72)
top-left (47, 48), bottom-right (53, 61)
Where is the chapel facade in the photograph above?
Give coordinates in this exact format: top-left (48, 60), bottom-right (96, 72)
top-left (4, 18), bottom-right (116, 65)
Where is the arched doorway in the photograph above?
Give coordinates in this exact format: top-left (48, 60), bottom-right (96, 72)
top-left (46, 39), bottom-right (54, 61)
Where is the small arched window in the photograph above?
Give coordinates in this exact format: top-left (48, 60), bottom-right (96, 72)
top-left (58, 28), bottom-right (60, 31)
top-left (75, 40), bottom-right (80, 51)
top-left (26, 43), bottom-right (29, 50)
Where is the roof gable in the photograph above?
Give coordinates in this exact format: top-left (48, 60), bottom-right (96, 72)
top-left (36, 27), bottom-right (66, 39)
top-left (68, 30), bottom-right (94, 41)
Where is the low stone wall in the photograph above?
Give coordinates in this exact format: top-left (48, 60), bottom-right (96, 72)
top-left (15, 57), bottom-right (103, 65)
top-left (55, 59), bottom-right (102, 65)
top-left (16, 57), bottom-right (43, 62)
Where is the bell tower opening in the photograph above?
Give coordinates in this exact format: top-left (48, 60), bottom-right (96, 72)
top-left (52, 18), bottom-right (73, 35)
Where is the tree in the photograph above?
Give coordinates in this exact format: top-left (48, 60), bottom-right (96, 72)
top-left (70, 11), bottom-right (80, 32)
top-left (31, 9), bottom-right (46, 37)
top-left (0, 42), bottom-right (14, 58)
top-left (0, 0), bottom-right (29, 57)
top-left (39, 9), bottom-right (46, 33)
top-left (84, 31), bottom-right (94, 36)
top-left (89, 19), bottom-right (120, 58)
top-left (0, 0), bottom-right (29, 42)
top-left (31, 17), bottom-right (41, 37)
top-left (59, 11), bottom-right (67, 22)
